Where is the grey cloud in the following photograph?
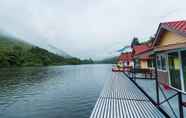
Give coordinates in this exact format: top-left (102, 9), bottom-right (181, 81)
top-left (0, 0), bottom-right (186, 59)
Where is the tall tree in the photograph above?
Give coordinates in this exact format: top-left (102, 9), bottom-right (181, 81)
top-left (131, 37), bottom-right (140, 47)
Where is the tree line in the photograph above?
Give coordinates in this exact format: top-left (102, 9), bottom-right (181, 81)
top-left (0, 45), bottom-right (94, 67)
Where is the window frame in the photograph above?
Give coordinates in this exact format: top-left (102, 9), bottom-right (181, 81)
top-left (158, 48), bottom-right (186, 92)
top-left (156, 54), bottom-right (167, 72)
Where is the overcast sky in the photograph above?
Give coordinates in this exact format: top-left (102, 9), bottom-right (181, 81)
top-left (0, 0), bottom-right (186, 59)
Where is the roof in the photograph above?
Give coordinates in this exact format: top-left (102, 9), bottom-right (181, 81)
top-left (118, 52), bottom-right (132, 61)
top-left (153, 20), bottom-right (186, 46)
top-left (132, 44), bottom-right (152, 57)
top-left (163, 20), bottom-right (186, 33)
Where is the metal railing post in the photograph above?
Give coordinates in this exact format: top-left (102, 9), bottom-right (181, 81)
top-left (133, 59), bottom-right (135, 81)
top-left (178, 92), bottom-right (184, 118)
top-left (154, 53), bottom-right (160, 105)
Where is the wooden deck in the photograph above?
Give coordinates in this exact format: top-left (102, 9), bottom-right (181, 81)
top-left (90, 73), bottom-right (165, 118)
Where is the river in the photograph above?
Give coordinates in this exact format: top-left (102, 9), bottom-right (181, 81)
top-left (0, 64), bottom-right (112, 118)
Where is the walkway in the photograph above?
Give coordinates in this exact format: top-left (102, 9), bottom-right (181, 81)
top-left (90, 73), bottom-right (165, 118)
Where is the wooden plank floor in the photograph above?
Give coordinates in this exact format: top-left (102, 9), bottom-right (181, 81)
top-left (90, 73), bottom-right (165, 118)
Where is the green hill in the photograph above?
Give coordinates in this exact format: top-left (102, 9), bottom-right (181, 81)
top-left (0, 35), bottom-right (32, 52)
top-left (0, 34), bottom-right (82, 67)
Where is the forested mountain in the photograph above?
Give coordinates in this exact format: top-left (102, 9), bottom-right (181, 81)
top-left (0, 34), bottom-right (32, 51)
top-left (0, 34), bottom-right (82, 67)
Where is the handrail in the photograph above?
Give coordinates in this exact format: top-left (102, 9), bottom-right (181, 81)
top-left (127, 69), bottom-right (186, 118)
top-left (159, 81), bottom-right (186, 95)
top-left (130, 68), bottom-right (186, 95)
top-left (124, 72), bottom-right (171, 117)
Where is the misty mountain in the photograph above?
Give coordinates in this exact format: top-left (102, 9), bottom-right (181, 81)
top-left (0, 32), bottom-right (72, 58)
top-left (0, 33), bottom-right (32, 51)
top-left (0, 33), bottom-right (84, 67)
top-left (46, 44), bottom-right (72, 58)
top-left (95, 56), bottom-right (117, 64)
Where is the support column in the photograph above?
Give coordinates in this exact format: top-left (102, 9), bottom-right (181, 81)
top-left (178, 92), bottom-right (184, 118)
top-left (178, 51), bottom-right (185, 91)
top-left (154, 53), bottom-right (159, 105)
top-left (133, 59), bottom-right (136, 81)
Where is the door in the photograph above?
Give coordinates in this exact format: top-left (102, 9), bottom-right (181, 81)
top-left (168, 52), bottom-right (182, 89)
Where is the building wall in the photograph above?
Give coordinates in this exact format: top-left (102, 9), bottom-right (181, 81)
top-left (124, 61), bottom-right (133, 67)
top-left (129, 61), bottom-right (133, 67)
top-left (140, 60), bottom-right (148, 69)
top-left (118, 60), bottom-right (133, 67)
top-left (151, 69), bottom-right (169, 84)
top-left (117, 60), bottom-right (123, 68)
top-left (158, 71), bottom-right (169, 84)
top-left (159, 31), bottom-right (186, 46)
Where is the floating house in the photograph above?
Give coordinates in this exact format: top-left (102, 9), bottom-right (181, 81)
top-left (114, 20), bottom-right (186, 117)
top-left (152, 20), bottom-right (186, 92)
top-left (118, 20), bottom-right (186, 91)
top-left (132, 43), bottom-right (153, 69)
top-left (118, 52), bottom-right (133, 67)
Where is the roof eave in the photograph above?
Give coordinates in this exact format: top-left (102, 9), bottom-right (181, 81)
top-left (133, 48), bottom-right (154, 59)
top-left (152, 23), bottom-right (163, 47)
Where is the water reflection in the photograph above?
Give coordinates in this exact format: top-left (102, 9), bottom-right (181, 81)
top-left (0, 64), bottom-right (112, 118)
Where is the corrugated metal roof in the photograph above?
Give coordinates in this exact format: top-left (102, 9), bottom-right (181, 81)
top-left (118, 52), bottom-right (132, 62)
top-left (153, 20), bottom-right (186, 47)
top-left (133, 44), bottom-right (151, 56)
top-left (162, 20), bottom-right (186, 33)
top-left (132, 44), bottom-right (152, 59)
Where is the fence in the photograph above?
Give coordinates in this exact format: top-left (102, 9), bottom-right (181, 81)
top-left (126, 68), bottom-right (186, 118)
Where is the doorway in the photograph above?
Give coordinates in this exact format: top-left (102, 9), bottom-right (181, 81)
top-left (168, 52), bottom-right (182, 89)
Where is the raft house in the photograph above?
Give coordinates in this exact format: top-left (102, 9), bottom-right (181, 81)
top-left (130, 20), bottom-right (186, 118)
top-left (131, 42), bottom-right (155, 79)
top-left (117, 52), bottom-right (133, 71)
top-left (91, 20), bottom-right (186, 118)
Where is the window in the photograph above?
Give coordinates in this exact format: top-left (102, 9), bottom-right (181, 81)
top-left (157, 56), bottom-right (161, 69)
top-left (161, 56), bottom-right (166, 70)
top-left (147, 60), bottom-right (153, 68)
top-left (168, 52), bottom-right (181, 89)
top-left (127, 61), bottom-right (129, 66)
top-left (134, 59), bottom-right (140, 68)
top-left (157, 55), bottom-right (167, 71)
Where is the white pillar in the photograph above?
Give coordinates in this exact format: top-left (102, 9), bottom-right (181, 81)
top-left (178, 51), bottom-right (185, 91)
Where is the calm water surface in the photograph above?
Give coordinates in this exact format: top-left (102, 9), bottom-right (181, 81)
top-left (0, 64), bottom-right (112, 118)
